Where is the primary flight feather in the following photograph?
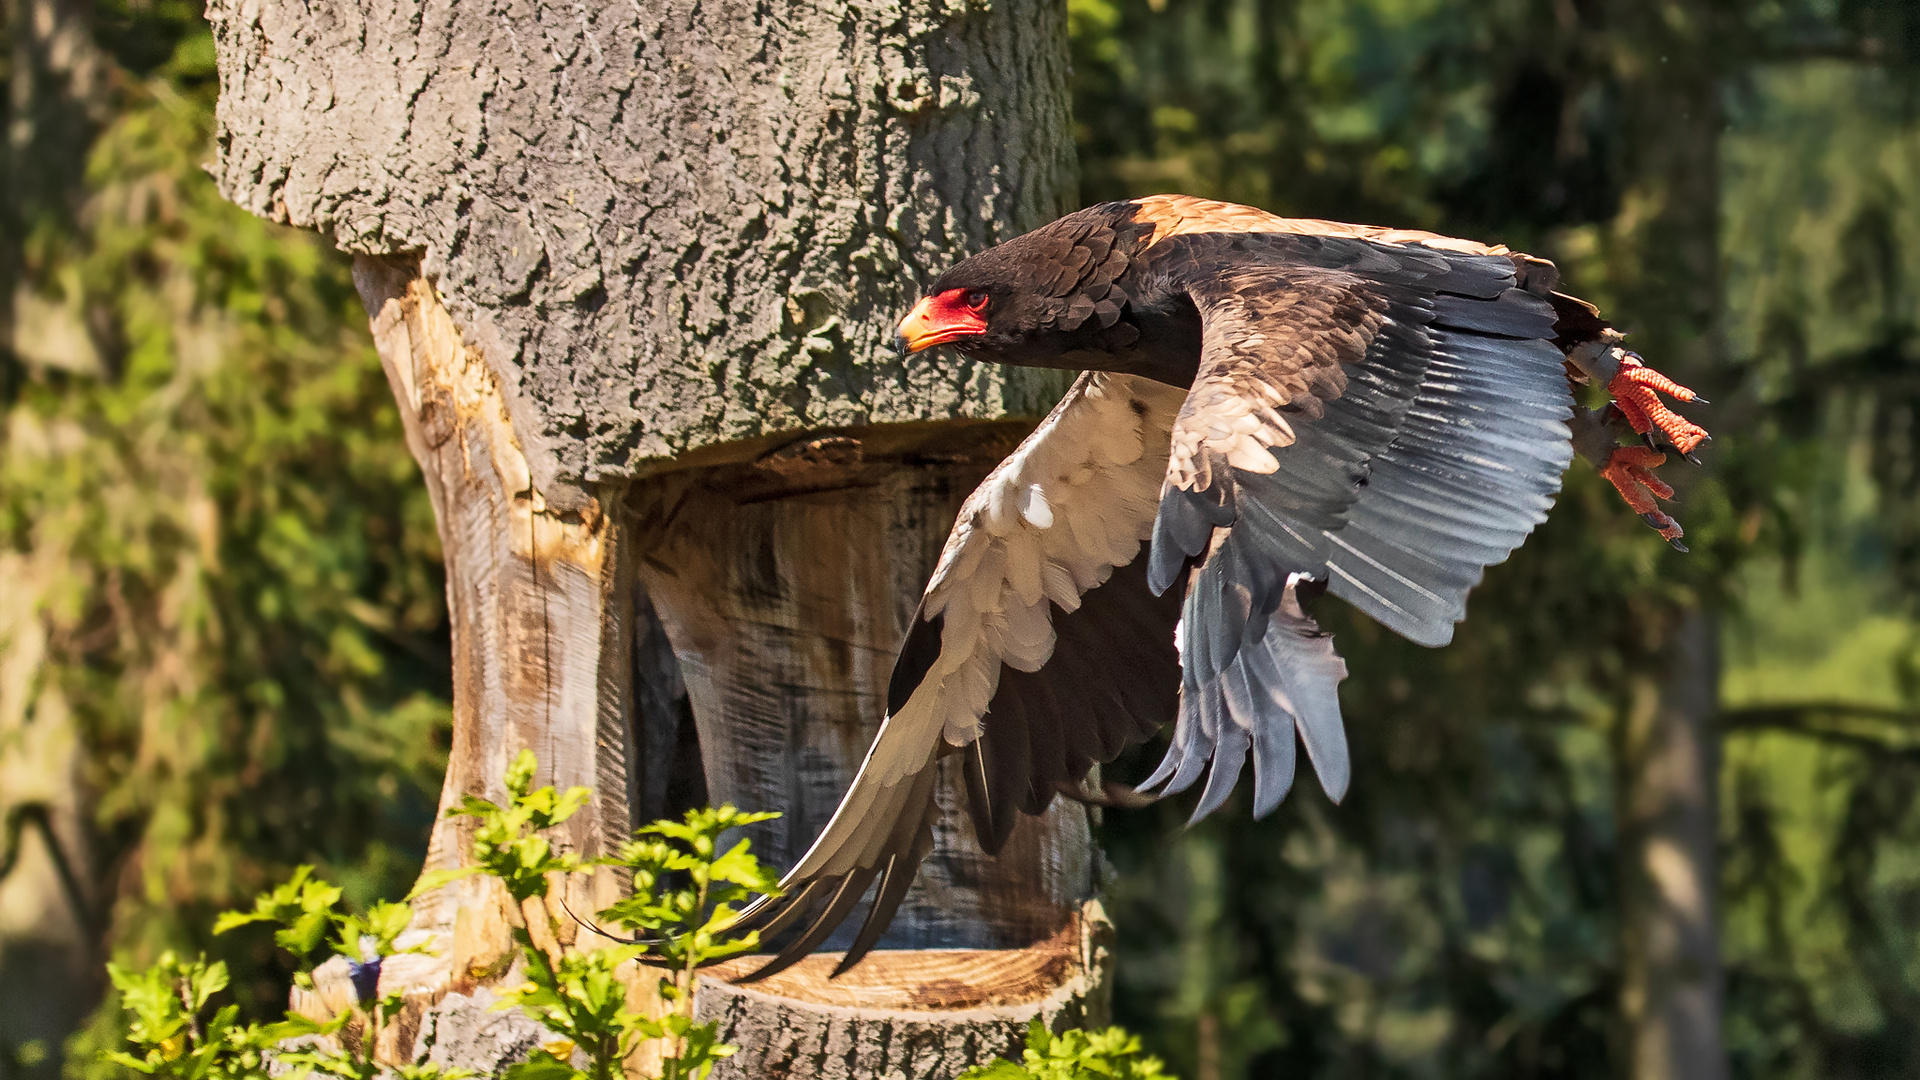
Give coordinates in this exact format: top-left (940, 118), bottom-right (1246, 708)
top-left (727, 195), bottom-right (1709, 979)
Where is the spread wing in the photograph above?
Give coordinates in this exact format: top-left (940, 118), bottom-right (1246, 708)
top-left (728, 370), bottom-right (1189, 981)
top-left (1141, 228), bottom-right (1574, 819)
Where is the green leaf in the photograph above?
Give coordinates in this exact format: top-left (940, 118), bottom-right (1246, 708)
top-left (501, 1051), bottom-right (581, 1080)
top-left (216, 866), bottom-right (345, 960)
top-left (951, 1021), bottom-right (1176, 1080)
top-left (504, 749), bottom-right (539, 798)
top-left (393, 1065), bottom-right (481, 1080)
top-left (257, 1012), bottom-right (348, 1042)
top-left (406, 866), bottom-right (479, 900)
top-left (658, 1019), bottom-right (736, 1080)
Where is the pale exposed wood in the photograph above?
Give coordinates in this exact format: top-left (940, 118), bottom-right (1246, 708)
top-left (340, 253), bottom-right (632, 1021)
top-left (625, 443), bottom-right (1097, 953)
top-left (705, 906), bottom-right (1097, 1012)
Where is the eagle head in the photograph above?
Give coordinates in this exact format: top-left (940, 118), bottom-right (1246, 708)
top-left (893, 232), bottom-right (1088, 360)
top-left (890, 203), bottom-right (1188, 378)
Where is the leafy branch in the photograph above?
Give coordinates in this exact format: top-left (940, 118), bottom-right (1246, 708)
top-left (434, 750), bottom-right (782, 1080)
top-left (957, 1020), bottom-right (1178, 1080)
top-left (103, 881), bottom-right (469, 1080)
top-left (408, 749), bottom-right (592, 909)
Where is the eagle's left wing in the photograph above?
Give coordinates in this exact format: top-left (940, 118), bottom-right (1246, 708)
top-left (1140, 231), bottom-right (1576, 819)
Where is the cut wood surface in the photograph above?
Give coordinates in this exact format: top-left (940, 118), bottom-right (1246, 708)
top-left (348, 254), bottom-right (633, 979)
top-left (695, 903), bottom-right (1114, 1080)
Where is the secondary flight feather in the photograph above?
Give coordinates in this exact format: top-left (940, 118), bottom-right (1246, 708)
top-left (727, 195), bottom-right (1709, 979)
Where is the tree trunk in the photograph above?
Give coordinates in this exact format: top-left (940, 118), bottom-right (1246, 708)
top-left (210, 2), bottom-right (1099, 1075)
top-left (1601, 2), bottom-right (1730, 1076)
top-left (1614, 613), bottom-right (1724, 1080)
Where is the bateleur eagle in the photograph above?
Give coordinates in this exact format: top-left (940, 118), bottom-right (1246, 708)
top-left (727, 194), bottom-right (1709, 979)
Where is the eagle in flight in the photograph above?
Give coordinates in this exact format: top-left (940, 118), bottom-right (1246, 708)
top-left (728, 195), bottom-right (1708, 979)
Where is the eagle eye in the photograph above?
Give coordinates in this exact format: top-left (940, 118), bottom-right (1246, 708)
top-left (964, 289), bottom-right (989, 312)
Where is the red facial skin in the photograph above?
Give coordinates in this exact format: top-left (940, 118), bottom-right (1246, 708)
top-left (897, 288), bottom-right (990, 352)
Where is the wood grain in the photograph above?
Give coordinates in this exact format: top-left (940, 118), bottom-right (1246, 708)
top-left (341, 253), bottom-right (632, 1024)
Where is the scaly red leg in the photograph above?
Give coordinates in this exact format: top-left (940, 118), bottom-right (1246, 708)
top-left (1601, 445), bottom-right (1688, 552)
top-left (1566, 339), bottom-right (1710, 551)
top-left (1608, 352), bottom-right (1709, 457)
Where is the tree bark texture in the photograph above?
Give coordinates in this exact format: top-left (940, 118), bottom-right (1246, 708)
top-left (206, 0), bottom-right (1074, 494)
top-left (1602, 2), bottom-right (1729, 1076)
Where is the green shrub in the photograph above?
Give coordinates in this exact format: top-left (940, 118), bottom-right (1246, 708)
top-left (958, 1019), bottom-right (1177, 1080)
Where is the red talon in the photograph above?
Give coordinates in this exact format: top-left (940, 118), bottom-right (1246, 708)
top-left (1601, 446), bottom-right (1687, 550)
top-left (1607, 357), bottom-right (1709, 456)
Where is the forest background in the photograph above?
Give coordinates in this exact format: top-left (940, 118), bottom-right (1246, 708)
top-left (1, 1), bottom-right (1918, 1079)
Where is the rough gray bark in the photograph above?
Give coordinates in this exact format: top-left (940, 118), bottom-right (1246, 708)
top-left (208, 0), bottom-right (1074, 493)
top-left (214, 3), bottom-right (1101, 1075)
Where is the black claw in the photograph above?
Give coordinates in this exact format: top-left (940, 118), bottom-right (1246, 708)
top-left (1640, 512), bottom-right (1669, 528)
top-left (1692, 397), bottom-right (1711, 405)
top-left (1669, 538), bottom-right (1690, 553)
top-left (1643, 432), bottom-right (1660, 451)
top-left (1684, 451), bottom-right (1703, 465)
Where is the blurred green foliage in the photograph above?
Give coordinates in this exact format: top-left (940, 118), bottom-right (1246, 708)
top-left (957, 1019), bottom-right (1176, 1080)
top-left (0, 0), bottom-right (448, 1073)
top-left (1072, 2), bottom-right (1920, 1078)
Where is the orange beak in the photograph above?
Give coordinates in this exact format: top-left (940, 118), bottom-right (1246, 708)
top-left (896, 293), bottom-right (988, 355)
